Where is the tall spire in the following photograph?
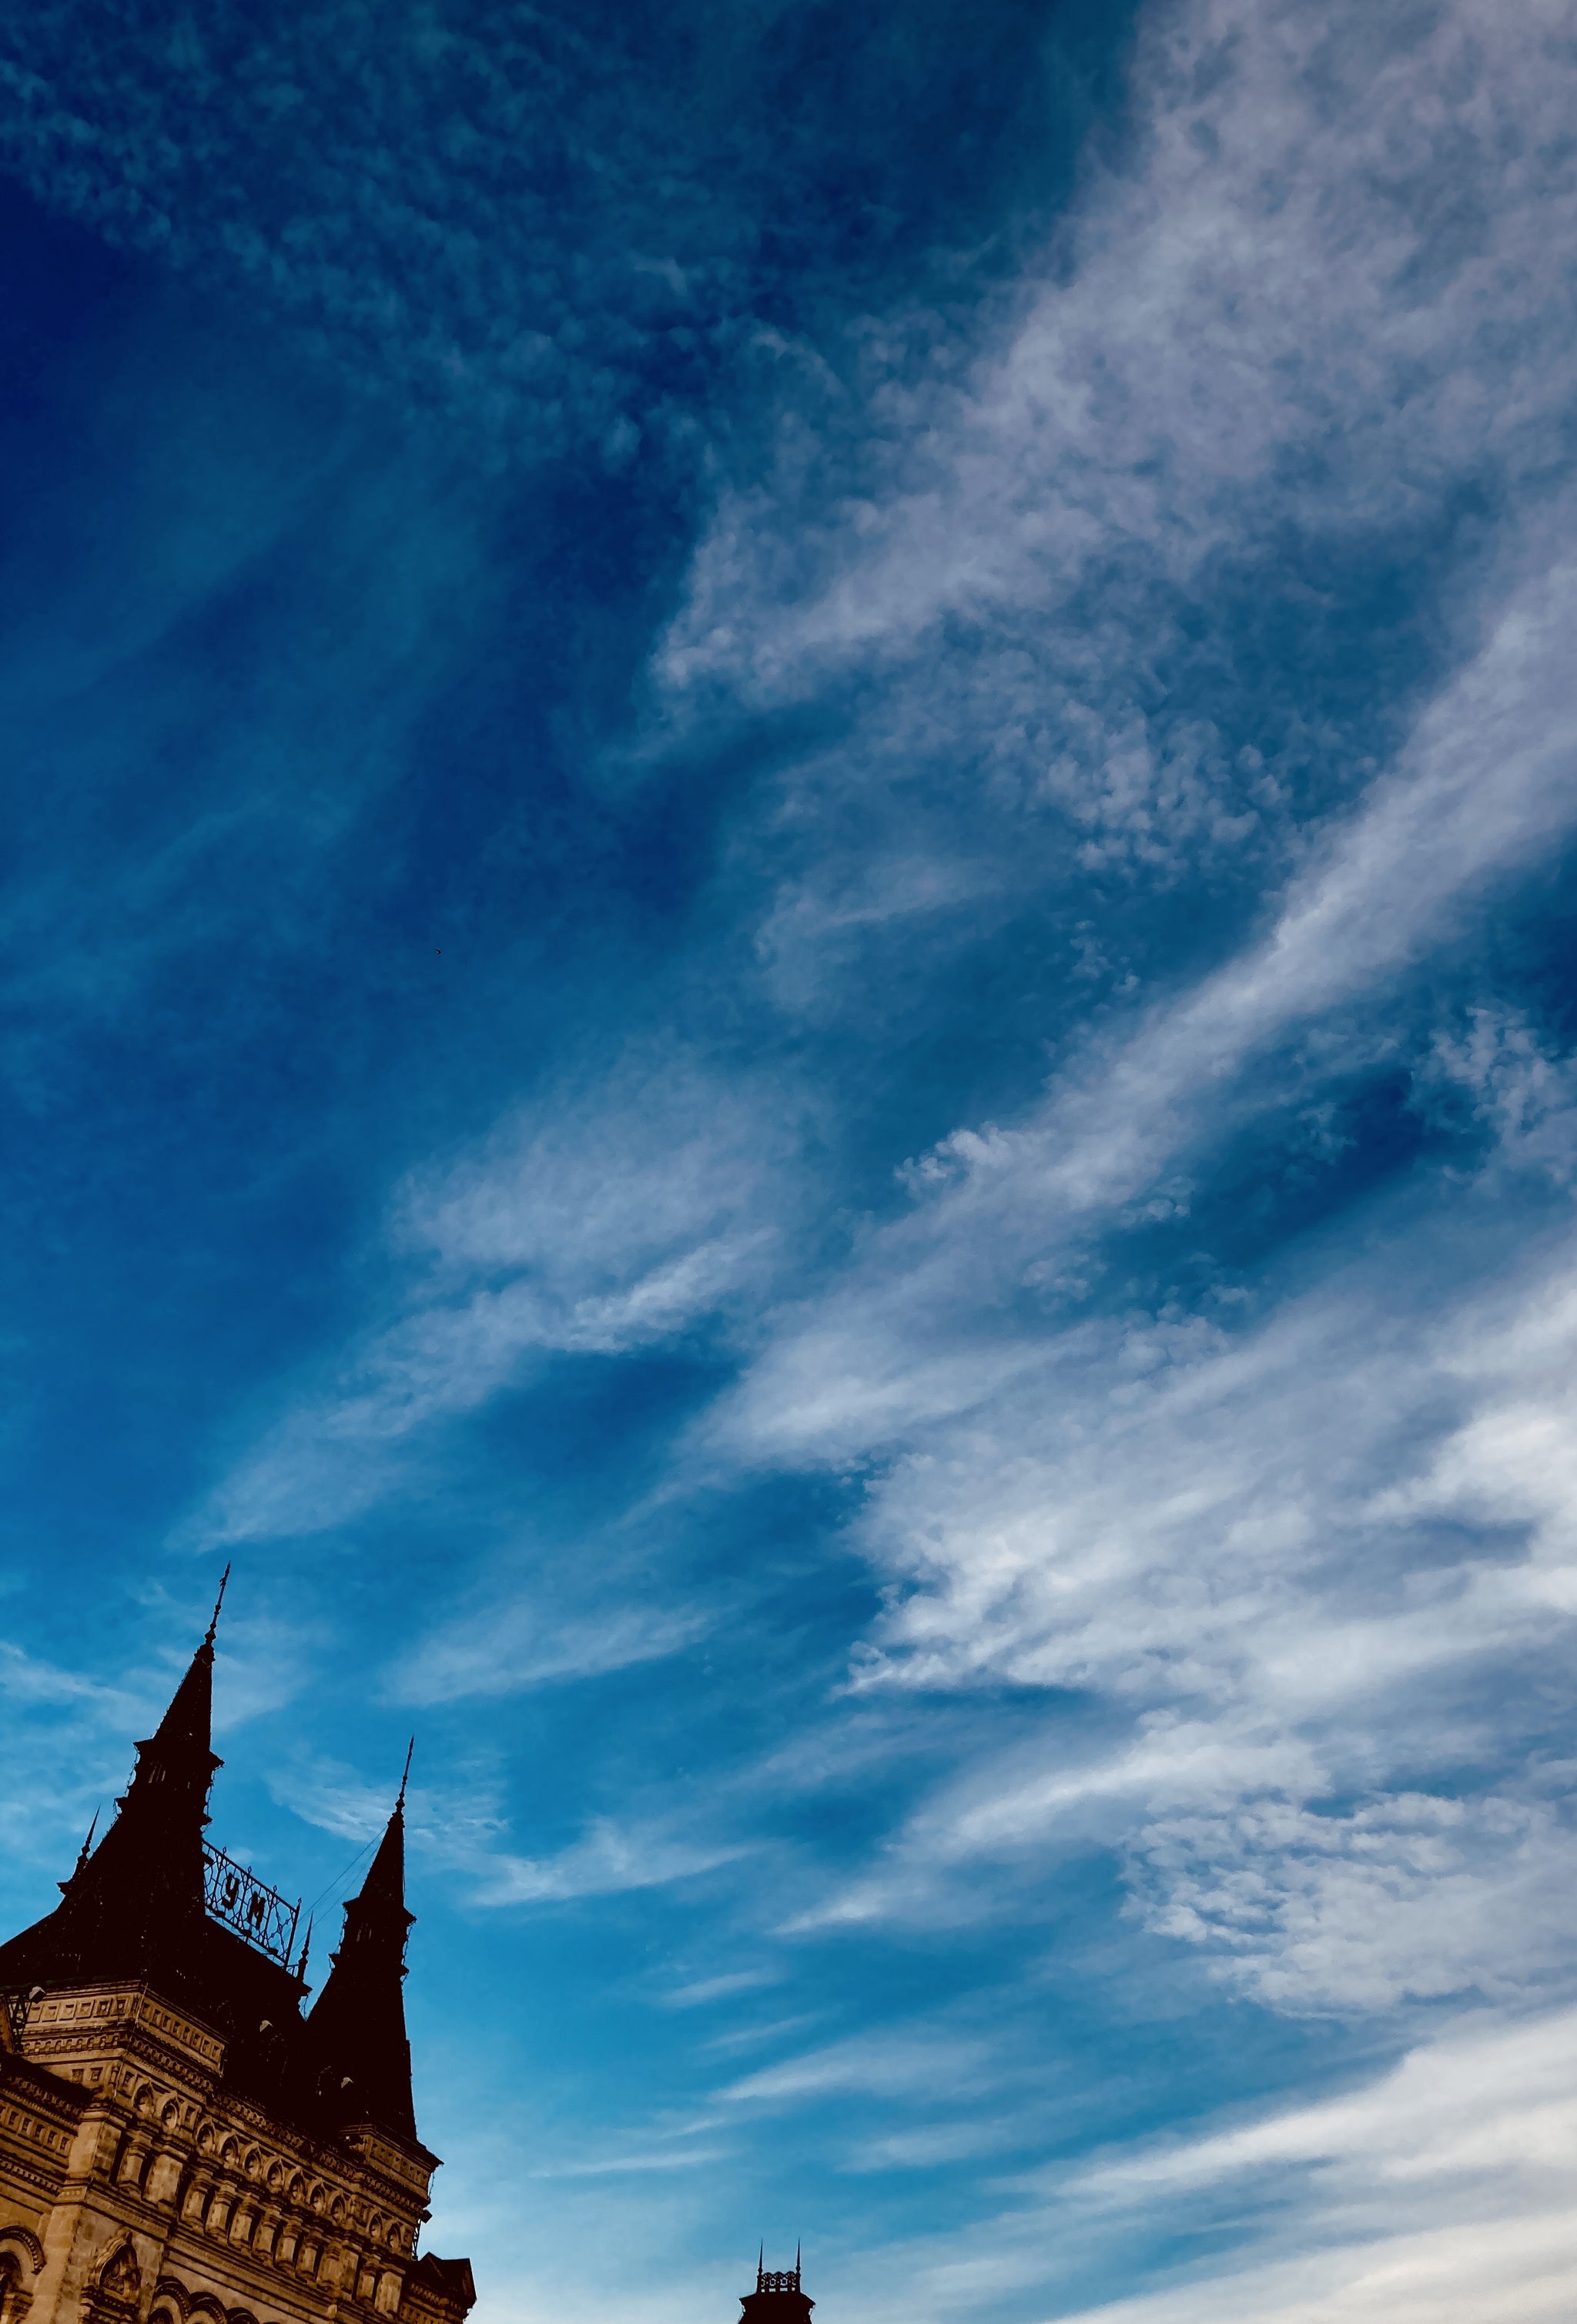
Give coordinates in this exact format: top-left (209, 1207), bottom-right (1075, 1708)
top-left (304, 1773), bottom-right (417, 2141)
top-left (71, 1614), bottom-right (223, 1934)
top-left (206, 1561), bottom-right (231, 1646)
top-left (0, 1600), bottom-right (223, 1987)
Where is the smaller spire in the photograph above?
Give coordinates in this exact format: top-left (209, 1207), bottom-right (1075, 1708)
top-left (304, 1784), bottom-right (417, 2138)
top-left (758, 2246), bottom-right (764, 2291)
top-left (206, 1562), bottom-right (232, 1647)
top-left (57, 1810), bottom-right (99, 1896)
top-left (398, 1736), bottom-right (414, 1809)
top-left (296, 1914), bottom-right (313, 1983)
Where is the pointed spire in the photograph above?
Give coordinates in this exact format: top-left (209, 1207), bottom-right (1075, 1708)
top-left (0, 1603), bottom-right (223, 1988)
top-left (57, 1810), bottom-right (99, 1896)
top-left (206, 1562), bottom-right (231, 1646)
top-left (145, 1627), bottom-right (220, 1772)
top-left (304, 1771), bottom-right (417, 2141)
top-left (398, 1736), bottom-right (414, 1809)
top-left (79, 1616), bottom-right (223, 1921)
top-left (356, 1796), bottom-right (414, 1926)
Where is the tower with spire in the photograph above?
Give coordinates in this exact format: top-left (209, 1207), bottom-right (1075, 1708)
top-left (0, 1588), bottom-right (475, 2324)
top-left (739, 2249), bottom-right (814, 2324)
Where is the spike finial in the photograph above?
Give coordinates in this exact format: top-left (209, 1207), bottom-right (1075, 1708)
top-left (397, 1736), bottom-right (415, 1810)
top-left (59, 1807), bottom-right (101, 1895)
top-left (297, 1913), bottom-right (313, 1982)
top-left (795, 2242), bottom-right (801, 2283)
top-left (205, 1562), bottom-right (232, 1647)
top-left (758, 2244), bottom-right (764, 2289)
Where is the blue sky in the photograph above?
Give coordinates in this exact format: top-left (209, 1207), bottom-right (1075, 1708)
top-left (1, 1), bottom-right (1577, 2317)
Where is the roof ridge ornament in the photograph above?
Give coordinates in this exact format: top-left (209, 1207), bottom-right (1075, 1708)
top-left (397, 1736), bottom-right (414, 1811)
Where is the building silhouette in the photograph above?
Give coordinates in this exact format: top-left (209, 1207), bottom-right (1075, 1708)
top-left (0, 1586), bottom-right (475, 2324)
top-left (740, 2252), bottom-right (812, 2324)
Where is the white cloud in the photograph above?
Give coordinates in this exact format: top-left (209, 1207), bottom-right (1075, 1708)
top-left (663, 0), bottom-right (1577, 707)
top-left (133, 6), bottom-right (1577, 2313)
top-left (629, 0), bottom-right (1577, 1110)
top-left (1076, 2007), bottom-right (1577, 2200)
top-left (389, 1596), bottom-right (711, 1706)
top-left (1039, 2008), bottom-right (1577, 2323)
top-left (721, 2029), bottom-right (993, 2105)
top-left (783, 2008), bottom-right (1577, 2324)
top-left (472, 1817), bottom-right (748, 1907)
top-left (531, 2149), bottom-right (725, 2178)
top-left (707, 544), bottom-right (1577, 1472)
top-left (195, 1048), bottom-right (799, 1543)
top-left (733, 1201), bottom-right (1577, 2008)
top-left (1420, 1007), bottom-right (1577, 1186)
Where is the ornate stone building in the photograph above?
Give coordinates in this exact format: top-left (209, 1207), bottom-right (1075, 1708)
top-left (0, 1594), bottom-right (475, 2324)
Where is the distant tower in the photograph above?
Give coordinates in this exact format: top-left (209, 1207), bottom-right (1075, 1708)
top-left (740, 2249), bottom-right (813, 2324)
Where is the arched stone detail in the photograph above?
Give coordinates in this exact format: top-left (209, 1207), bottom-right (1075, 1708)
top-left (97, 2245), bottom-right (140, 2300)
top-left (186, 2294), bottom-right (227, 2324)
top-left (80, 2242), bottom-right (142, 2324)
top-left (0, 2232), bottom-right (42, 2279)
top-left (152, 2278), bottom-right (191, 2319)
top-left (0, 2253), bottom-right (30, 2324)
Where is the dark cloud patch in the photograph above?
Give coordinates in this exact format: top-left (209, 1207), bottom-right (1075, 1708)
top-left (0, 0), bottom-right (1134, 464)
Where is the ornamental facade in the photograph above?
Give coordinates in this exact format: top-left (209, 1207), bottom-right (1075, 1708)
top-left (0, 1589), bottom-right (474, 2324)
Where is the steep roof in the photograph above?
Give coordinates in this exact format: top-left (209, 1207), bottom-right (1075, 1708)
top-left (303, 1800), bottom-right (418, 2142)
top-left (0, 1597), bottom-right (416, 2153)
top-left (0, 1624), bottom-right (223, 1989)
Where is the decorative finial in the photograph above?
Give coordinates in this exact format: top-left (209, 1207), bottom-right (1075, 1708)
top-left (397, 1736), bottom-right (415, 1810)
top-left (205, 1562), bottom-right (232, 1646)
top-left (296, 1914), bottom-right (313, 1982)
top-left (758, 2245), bottom-right (764, 2290)
top-left (59, 1807), bottom-right (101, 1895)
top-left (795, 2242), bottom-right (801, 2284)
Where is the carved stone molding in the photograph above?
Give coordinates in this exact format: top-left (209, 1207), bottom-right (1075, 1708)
top-left (0, 2229), bottom-right (44, 2275)
top-left (78, 2293), bottom-right (137, 2324)
top-left (95, 2247), bottom-right (139, 2304)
